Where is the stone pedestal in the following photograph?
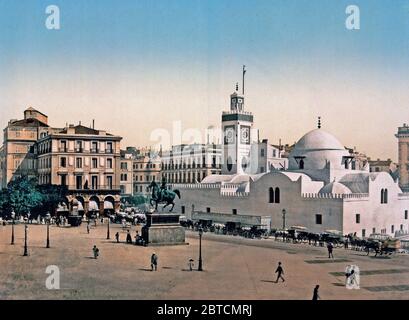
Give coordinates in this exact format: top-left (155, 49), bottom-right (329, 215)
top-left (142, 213), bottom-right (186, 246)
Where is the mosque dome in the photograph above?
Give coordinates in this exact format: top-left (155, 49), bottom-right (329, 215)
top-left (293, 129), bottom-right (345, 151)
top-left (319, 182), bottom-right (352, 194)
top-left (288, 129), bottom-right (350, 171)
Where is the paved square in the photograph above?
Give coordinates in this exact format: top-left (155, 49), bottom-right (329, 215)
top-left (1, 223), bottom-right (409, 300)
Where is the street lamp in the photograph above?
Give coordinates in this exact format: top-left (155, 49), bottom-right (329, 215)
top-left (282, 209), bottom-right (286, 230)
top-left (23, 224), bottom-right (28, 256)
top-left (10, 211), bottom-right (15, 245)
top-left (106, 215), bottom-right (110, 240)
top-left (198, 227), bottom-right (203, 271)
top-left (46, 213), bottom-right (51, 248)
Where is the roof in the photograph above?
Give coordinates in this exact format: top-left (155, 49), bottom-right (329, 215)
top-left (319, 182), bottom-right (352, 194)
top-left (293, 129), bottom-right (345, 151)
top-left (368, 160), bottom-right (392, 166)
top-left (8, 118), bottom-right (49, 128)
top-left (59, 125), bottom-right (100, 135)
top-left (338, 173), bottom-right (378, 193)
top-left (24, 107), bottom-right (48, 117)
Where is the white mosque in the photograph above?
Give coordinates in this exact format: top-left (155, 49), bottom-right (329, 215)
top-left (172, 88), bottom-right (409, 238)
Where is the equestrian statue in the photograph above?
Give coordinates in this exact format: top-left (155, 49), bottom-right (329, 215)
top-left (148, 178), bottom-right (181, 212)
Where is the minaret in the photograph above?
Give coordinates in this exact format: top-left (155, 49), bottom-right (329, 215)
top-left (221, 79), bottom-right (254, 175)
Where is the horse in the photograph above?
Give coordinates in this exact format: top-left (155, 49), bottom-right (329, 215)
top-left (148, 181), bottom-right (181, 212)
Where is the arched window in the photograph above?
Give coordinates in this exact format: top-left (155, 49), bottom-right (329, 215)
top-left (227, 157), bottom-right (233, 172)
top-left (269, 187), bottom-right (274, 203)
top-left (381, 189), bottom-right (384, 204)
top-left (384, 189), bottom-right (388, 204)
top-left (275, 187), bottom-right (280, 203)
top-left (299, 159), bottom-right (304, 170)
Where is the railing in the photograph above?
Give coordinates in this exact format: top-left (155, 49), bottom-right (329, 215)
top-left (222, 110), bottom-right (253, 116)
top-left (301, 193), bottom-right (369, 199)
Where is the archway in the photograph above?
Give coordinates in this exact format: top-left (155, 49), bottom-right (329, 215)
top-left (104, 196), bottom-right (115, 216)
top-left (88, 196), bottom-right (100, 218)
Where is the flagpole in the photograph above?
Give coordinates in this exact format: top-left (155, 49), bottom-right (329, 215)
top-left (242, 65), bottom-right (246, 95)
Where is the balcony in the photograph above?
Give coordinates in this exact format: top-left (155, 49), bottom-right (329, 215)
top-left (90, 148), bottom-right (99, 153)
top-left (74, 147), bottom-right (83, 153)
top-left (59, 148), bottom-right (67, 152)
top-left (106, 149), bottom-right (114, 154)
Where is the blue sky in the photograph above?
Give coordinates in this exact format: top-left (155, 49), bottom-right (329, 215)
top-left (1, 0), bottom-right (409, 159)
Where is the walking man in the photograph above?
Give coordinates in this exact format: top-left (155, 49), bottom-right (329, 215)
top-left (312, 285), bottom-right (320, 300)
top-left (327, 242), bottom-right (334, 258)
top-left (151, 252), bottom-right (158, 271)
top-left (93, 245), bottom-right (99, 259)
top-left (275, 262), bottom-right (285, 283)
top-left (126, 230), bottom-right (132, 244)
top-left (86, 222), bottom-right (90, 234)
top-left (115, 232), bottom-right (120, 243)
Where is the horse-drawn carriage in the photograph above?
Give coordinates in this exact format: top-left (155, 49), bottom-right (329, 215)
top-left (320, 230), bottom-right (345, 248)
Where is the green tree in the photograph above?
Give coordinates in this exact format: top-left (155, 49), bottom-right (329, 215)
top-left (36, 184), bottom-right (68, 216)
top-left (5, 176), bottom-right (43, 217)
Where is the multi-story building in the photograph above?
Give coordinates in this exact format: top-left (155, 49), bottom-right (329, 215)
top-left (161, 143), bottom-right (222, 184)
top-left (35, 123), bottom-right (122, 215)
top-left (368, 158), bottom-right (398, 176)
top-left (120, 150), bottom-right (134, 197)
top-left (253, 139), bottom-right (288, 173)
top-left (396, 124), bottom-right (409, 191)
top-left (0, 108), bottom-right (50, 188)
top-left (133, 150), bottom-right (162, 195)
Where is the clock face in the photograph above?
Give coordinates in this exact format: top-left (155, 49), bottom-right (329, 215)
top-left (240, 126), bottom-right (250, 144)
top-left (224, 126), bottom-right (235, 144)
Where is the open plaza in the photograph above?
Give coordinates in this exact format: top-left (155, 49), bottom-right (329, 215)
top-left (1, 221), bottom-right (409, 300)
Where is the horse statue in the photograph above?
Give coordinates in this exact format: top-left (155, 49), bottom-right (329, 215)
top-left (148, 181), bottom-right (181, 212)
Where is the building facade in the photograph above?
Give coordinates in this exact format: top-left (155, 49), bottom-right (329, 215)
top-left (133, 151), bottom-right (162, 195)
top-left (35, 124), bottom-right (122, 215)
top-left (161, 143), bottom-right (222, 184)
top-left (120, 150), bottom-right (134, 197)
top-left (396, 124), bottom-right (409, 192)
top-left (0, 108), bottom-right (50, 188)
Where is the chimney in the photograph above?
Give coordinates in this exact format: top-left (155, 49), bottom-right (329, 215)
top-left (92, 119), bottom-right (95, 129)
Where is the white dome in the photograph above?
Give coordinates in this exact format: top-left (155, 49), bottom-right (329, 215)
top-left (289, 129), bottom-right (349, 171)
top-left (319, 182), bottom-right (352, 194)
top-left (293, 129), bottom-right (345, 151)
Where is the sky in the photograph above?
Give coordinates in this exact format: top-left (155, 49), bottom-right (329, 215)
top-left (1, 0), bottom-right (409, 161)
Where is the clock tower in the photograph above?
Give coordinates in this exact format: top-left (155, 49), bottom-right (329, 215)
top-left (221, 86), bottom-right (254, 175)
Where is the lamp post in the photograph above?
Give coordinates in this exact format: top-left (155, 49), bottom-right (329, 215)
top-left (23, 224), bottom-right (28, 256)
top-left (46, 213), bottom-right (51, 248)
top-left (282, 209), bottom-right (286, 230)
top-left (106, 215), bottom-right (110, 240)
top-left (198, 227), bottom-right (203, 271)
top-left (11, 211), bottom-right (15, 245)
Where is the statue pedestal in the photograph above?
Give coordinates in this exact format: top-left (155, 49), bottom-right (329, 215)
top-left (142, 213), bottom-right (186, 246)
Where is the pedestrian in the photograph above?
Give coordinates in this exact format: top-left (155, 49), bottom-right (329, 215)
top-left (327, 242), bottom-right (334, 258)
top-left (126, 230), bottom-right (132, 244)
top-left (151, 252), bottom-right (158, 271)
top-left (312, 285), bottom-right (320, 300)
top-left (115, 232), bottom-right (120, 243)
top-left (93, 245), bottom-right (99, 259)
top-left (188, 259), bottom-right (194, 271)
top-left (86, 223), bottom-right (90, 234)
top-left (275, 262), bottom-right (285, 283)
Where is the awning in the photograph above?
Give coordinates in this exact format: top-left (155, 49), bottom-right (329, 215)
top-left (104, 201), bottom-right (114, 210)
top-left (89, 200), bottom-right (99, 211)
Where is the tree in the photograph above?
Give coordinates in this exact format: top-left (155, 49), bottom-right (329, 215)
top-left (5, 176), bottom-right (43, 217)
top-left (36, 184), bottom-right (68, 216)
top-left (122, 195), bottom-right (148, 207)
